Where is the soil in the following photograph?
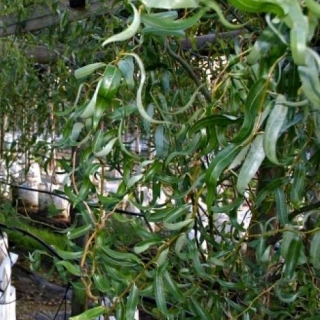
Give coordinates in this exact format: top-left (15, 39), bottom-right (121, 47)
top-left (11, 250), bottom-right (72, 320)
top-left (11, 248), bottom-right (155, 320)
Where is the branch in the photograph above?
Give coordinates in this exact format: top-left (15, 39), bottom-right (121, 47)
top-left (0, 0), bottom-right (112, 37)
top-left (288, 201), bottom-right (320, 221)
top-left (180, 30), bottom-right (244, 51)
top-left (165, 41), bottom-right (212, 104)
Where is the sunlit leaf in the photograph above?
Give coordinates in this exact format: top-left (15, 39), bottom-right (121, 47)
top-left (154, 267), bottom-right (169, 316)
top-left (74, 62), bottom-right (106, 79)
top-left (126, 284), bottom-right (139, 320)
top-left (102, 3), bottom-right (140, 47)
top-left (124, 53), bottom-right (164, 124)
top-left (142, 0), bottom-right (199, 9)
top-left (237, 134), bottom-right (265, 194)
top-left (263, 96), bottom-right (288, 165)
top-left (118, 56), bottom-right (135, 90)
top-left (69, 306), bottom-right (107, 320)
top-left (141, 8), bottom-right (206, 36)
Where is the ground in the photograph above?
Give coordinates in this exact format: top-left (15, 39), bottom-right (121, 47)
top-left (11, 248), bottom-right (155, 320)
top-left (12, 249), bottom-right (71, 320)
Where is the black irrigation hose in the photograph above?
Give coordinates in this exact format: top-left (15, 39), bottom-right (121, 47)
top-left (0, 222), bottom-right (196, 317)
top-left (0, 222), bottom-right (62, 259)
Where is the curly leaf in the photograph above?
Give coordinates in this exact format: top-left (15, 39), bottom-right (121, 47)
top-left (206, 144), bottom-right (240, 208)
top-left (124, 53), bottom-right (164, 124)
top-left (228, 0), bottom-right (285, 16)
top-left (263, 96), bottom-right (288, 165)
top-left (102, 3), bottom-right (140, 47)
top-left (141, 8), bottom-right (206, 36)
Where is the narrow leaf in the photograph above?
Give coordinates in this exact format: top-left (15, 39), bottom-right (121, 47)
top-left (237, 134), bottom-right (265, 194)
top-left (263, 96), bottom-right (288, 165)
top-left (124, 53), bottom-right (163, 124)
top-left (275, 188), bottom-right (288, 225)
top-left (154, 268), bottom-right (169, 316)
top-left (69, 306), bottom-right (107, 320)
top-left (102, 3), bottom-right (140, 47)
top-left (126, 284), bottom-right (139, 320)
top-left (206, 144), bottom-right (240, 208)
top-left (74, 62), bottom-right (106, 79)
top-left (142, 0), bottom-right (199, 9)
top-left (310, 230), bottom-right (320, 269)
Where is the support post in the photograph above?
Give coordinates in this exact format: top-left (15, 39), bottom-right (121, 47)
top-left (0, 232), bottom-right (18, 320)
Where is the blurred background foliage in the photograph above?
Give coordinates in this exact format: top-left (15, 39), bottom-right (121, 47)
top-left (1, 0), bottom-right (320, 319)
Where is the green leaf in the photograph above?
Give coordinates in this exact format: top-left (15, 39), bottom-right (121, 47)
top-left (305, 0), bottom-right (320, 18)
top-left (69, 306), bottom-right (107, 320)
top-left (118, 56), bottom-right (135, 90)
top-left (310, 230), bottom-right (320, 269)
top-left (134, 238), bottom-right (164, 254)
top-left (126, 284), bottom-right (139, 320)
top-left (205, 144), bottom-right (240, 208)
top-left (283, 235), bottom-right (301, 279)
top-left (101, 246), bottom-right (142, 265)
top-left (233, 78), bottom-right (269, 143)
top-left (237, 134), bottom-right (265, 195)
top-left (228, 0), bottom-right (284, 16)
top-left (92, 274), bottom-right (111, 293)
top-left (74, 62), bottom-right (106, 79)
top-left (102, 3), bottom-right (140, 47)
top-left (201, 0), bottom-right (244, 30)
top-left (94, 137), bottom-right (118, 157)
top-left (284, 1), bottom-right (308, 66)
top-left (67, 224), bottom-right (93, 240)
top-left (255, 177), bottom-right (289, 206)
top-left (281, 230), bottom-right (306, 269)
top-left (56, 260), bottom-right (81, 276)
top-left (164, 218), bottom-right (194, 231)
top-left (298, 49), bottom-right (320, 107)
top-left (275, 279), bottom-right (300, 303)
top-left (79, 86), bottom-right (99, 119)
top-left (70, 122), bottom-right (84, 142)
top-left (247, 25), bottom-right (287, 65)
top-left (228, 144), bottom-right (250, 170)
top-left (97, 65), bottom-right (122, 101)
top-left (154, 267), bottom-right (169, 317)
top-left (163, 204), bottom-right (192, 223)
top-left (190, 297), bottom-right (211, 320)
top-left (156, 247), bottom-right (169, 266)
top-left (52, 247), bottom-right (83, 260)
top-left (142, 0), bottom-right (199, 9)
top-left (155, 125), bottom-right (169, 159)
top-left (141, 8), bottom-right (206, 36)
top-left (275, 188), bottom-right (288, 225)
top-left (263, 96), bottom-right (288, 165)
top-left (290, 163), bottom-right (306, 207)
top-left (124, 53), bottom-right (164, 124)
top-left (163, 270), bottom-right (184, 302)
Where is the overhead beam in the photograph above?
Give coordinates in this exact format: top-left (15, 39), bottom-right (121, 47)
top-left (0, 0), bottom-right (111, 37)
